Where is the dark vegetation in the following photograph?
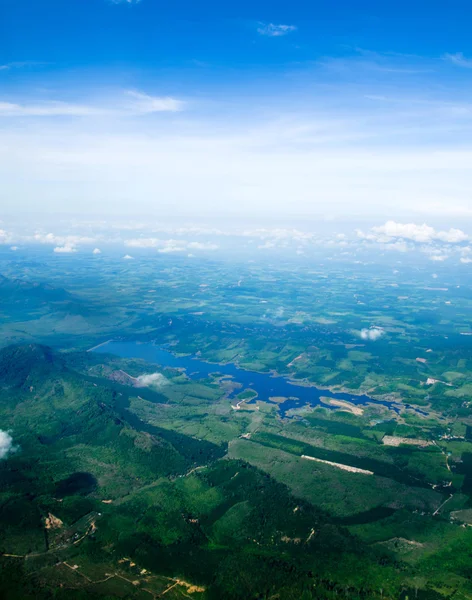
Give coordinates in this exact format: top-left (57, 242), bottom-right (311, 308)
top-left (0, 254), bottom-right (472, 599)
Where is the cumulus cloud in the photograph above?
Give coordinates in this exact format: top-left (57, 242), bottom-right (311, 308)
top-left (357, 221), bottom-right (468, 244)
top-left (136, 372), bottom-right (169, 388)
top-left (460, 257), bottom-right (472, 264)
top-left (0, 430), bottom-right (15, 459)
top-left (359, 327), bottom-right (385, 341)
top-left (257, 23), bottom-right (297, 37)
top-left (92, 248), bottom-right (101, 254)
top-left (123, 254), bottom-right (134, 259)
top-left (436, 229), bottom-right (469, 243)
top-left (54, 244), bottom-right (76, 253)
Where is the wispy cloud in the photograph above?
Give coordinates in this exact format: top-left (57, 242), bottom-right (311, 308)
top-left (317, 49), bottom-right (433, 75)
top-left (0, 61), bottom-right (48, 71)
top-left (125, 90), bottom-right (184, 113)
top-left (257, 23), bottom-right (297, 37)
top-left (0, 101), bottom-right (106, 117)
top-left (443, 52), bottom-right (472, 68)
top-left (3, 54), bottom-right (472, 220)
top-left (0, 90), bottom-right (183, 118)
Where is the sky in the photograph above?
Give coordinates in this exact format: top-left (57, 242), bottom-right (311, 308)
top-left (2, 0), bottom-right (472, 225)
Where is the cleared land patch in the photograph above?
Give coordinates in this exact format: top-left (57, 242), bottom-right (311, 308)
top-left (382, 436), bottom-right (431, 447)
top-left (301, 454), bottom-right (373, 475)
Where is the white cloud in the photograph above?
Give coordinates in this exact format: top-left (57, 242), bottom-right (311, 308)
top-left (0, 90), bottom-right (183, 118)
top-left (382, 241), bottom-right (410, 252)
top-left (158, 245), bottom-right (186, 253)
top-left (257, 23), bottom-right (297, 37)
top-left (54, 244), bottom-right (76, 253)
top-left (429, 254), bottom-right (447, 262)
top-left (358, 221), bottom-right (468, 244)
top-left (187, 241), bottom-right (218, 250)
top-left (0, 61), bottom-right (47, 71)
top-left (0, 430), bottom-right (15, 459)
top-left (243, 228), bottom-right (313, 241)
top-left (257, 241), bottom-right (276, 249)
top-left (5, 78), bottom-right (472, 220)
top-left (460, 257), bottom-right (472, 264)
top-left (125, 238), bottom-right (161, 248)
top-left (125, 90), bottom-right (183, 113)
top-left (10, 245), bottom-right (18, 251)
top-left (0, 229), bottom-right (14, 244)
top-left (92, 248), bottom-right (101, 254)
top-left (360, 327), bottom-right (385, 341)
top-left (436, 228), bottom-right (469, 243)
top-left (372, 222), bottom-right (434, 243)
top-left (136, 372), bottom-right (169, 387)
top-left (0, 101), bottom-right (107, 117)
top-left (34, 233), bottom-right (96, 246)
top-left (123, 254), bottom-right (134, 259)
top-left (158, 239), bottom-right (188, 253)
top-left (125, 238), bottom-right (218, 252)
top-left (443, 52), bottom-right (472, 68)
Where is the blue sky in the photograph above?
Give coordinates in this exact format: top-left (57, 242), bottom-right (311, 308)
top-left (2, 0), bottom-right (472, 223)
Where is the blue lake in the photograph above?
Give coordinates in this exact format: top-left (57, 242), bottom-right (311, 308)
top-left (92, 340), bottom-right (418, 417)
